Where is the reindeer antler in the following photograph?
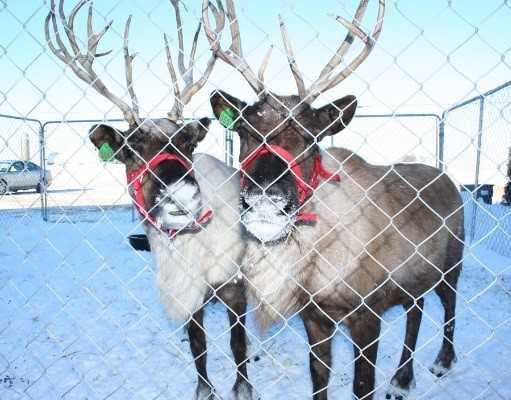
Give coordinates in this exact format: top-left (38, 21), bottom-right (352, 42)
top-left (202, 0), bottom-right (273, 96)
top-left (202, 0), bottom-right (385, 104)
top-left (282, 0), bottom-right (385, 104)
top-left (164, 0), bottom-right (220, 122)
top-left (45, 0), bottom-right (141, 126)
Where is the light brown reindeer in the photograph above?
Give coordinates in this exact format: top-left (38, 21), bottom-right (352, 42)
top-left (46, 1), bottom-right (256, 398)
top-left (203, 1), bottom-right (464, 399)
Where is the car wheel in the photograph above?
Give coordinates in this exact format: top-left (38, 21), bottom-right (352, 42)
top-left (0, 180), bottom-right (7, 195)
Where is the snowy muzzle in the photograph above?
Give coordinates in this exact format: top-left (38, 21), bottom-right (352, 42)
top-left (127, 153), bottom-right (213, 237)
top-left (240, 144), bottom-right (341, 243)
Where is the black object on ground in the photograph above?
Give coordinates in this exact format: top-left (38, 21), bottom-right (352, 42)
top-left (128, 234), bottom-right (151, 252)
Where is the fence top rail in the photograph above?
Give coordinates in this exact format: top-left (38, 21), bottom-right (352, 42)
top-left (0, 113), bottom-right (43, 127)
top-left (0, 112), bottom-right (443, 128)
top-left (42, 118), bottom-right (127, 128)
top-left (355, 113), bottom-right (441, 121)
top-left (443, 79), bottom-right (511, 115)
top-left (41, 114), bottom-right (441, 127)
top-left (41, 117), bottom-right (210, 129)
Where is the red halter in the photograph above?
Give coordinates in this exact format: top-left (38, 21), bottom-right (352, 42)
top-left (240, 145), bottom-right (341, 223)
top-left (127, 153), bottom-right (213, 238)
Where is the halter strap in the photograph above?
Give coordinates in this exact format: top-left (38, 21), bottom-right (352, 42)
top-left (240, 144), bottom-right (340, 223)
top-left (127, 153), bottom-right (213, 238)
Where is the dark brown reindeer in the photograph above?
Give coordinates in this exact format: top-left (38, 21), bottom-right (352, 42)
top-left (203, 0), bottom-right (464, 399)
top-left (46, 1), bottom-right (255, 398)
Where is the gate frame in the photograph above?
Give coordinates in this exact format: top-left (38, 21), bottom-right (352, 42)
top-left (440, 79), bottom-right (511, 240)
top-left (0, 113), bottom-right (45, 219)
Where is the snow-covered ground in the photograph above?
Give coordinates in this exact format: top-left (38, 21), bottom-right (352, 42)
top-left (0, 200), bottom-right (510, 399)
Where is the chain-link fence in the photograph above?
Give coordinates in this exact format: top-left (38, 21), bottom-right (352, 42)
top-left (1, 1), bottom-right (511, 399)
top-left (441, 80), bottom-right (511, 252)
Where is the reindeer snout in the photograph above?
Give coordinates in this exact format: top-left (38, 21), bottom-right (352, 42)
top-left (165, 180), bottom-right (201, 212)
top-left (154, 180), bottom-right (202, 230)
top-left (240, 188), bottom-right (296, 243)
top-left (243, 192), bottom-right (288, 216)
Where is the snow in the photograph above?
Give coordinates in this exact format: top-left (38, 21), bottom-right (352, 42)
top-left (0, 201), bottom-right (510, 399)
top-left (242, 194), bottom-right (293, 243)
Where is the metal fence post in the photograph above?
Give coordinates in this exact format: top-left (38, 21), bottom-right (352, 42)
top-left (469, 96), bottom-right (485, 242)
top-left (474, 97), bottom-right (485, 190)
top-left (438, 113), bottom-right (445, 171)
top-left (38, 122), bottom-right (48, 221)
top-left (224, 128), bottom-right (234, 167)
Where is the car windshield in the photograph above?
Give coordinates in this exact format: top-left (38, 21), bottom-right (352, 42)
top-left (10, 162), bottom-right (24, 172)
top-left (27, 162), bottom-right (40, 171)
top-left (0, 162), bottom-right (11, 172)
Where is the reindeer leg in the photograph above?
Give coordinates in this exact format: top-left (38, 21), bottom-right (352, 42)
top-left (430, 240), bottom-right (462, 378)
top-left (386, 298), bottom-right (424, 400)
top-left (430, 281), bottom-right (458, 377)
top-left (348, 312), bottom-right (381, 400)
top-left (219, 282), bottom-right (253, 400)
top-left (188, 308), bottom-right (216, 400)
top-left (301, 307), bottom-right (335, 400)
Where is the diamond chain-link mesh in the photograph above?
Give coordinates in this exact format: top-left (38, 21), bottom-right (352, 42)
top-left (1, 1), bottom-right (510, 399)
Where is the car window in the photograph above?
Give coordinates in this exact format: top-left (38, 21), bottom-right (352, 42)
top-left (27, 162), bottom-right (40, 171)
top-left (0, 162), bottom-right (10, 173)
top-left (9, 161), bottom-right (25, 172)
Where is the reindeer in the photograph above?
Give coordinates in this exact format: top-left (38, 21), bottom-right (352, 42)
top-left (45, 1), bottom-right (255, 398)
top-left (203, 1), bottom-right (464, 399)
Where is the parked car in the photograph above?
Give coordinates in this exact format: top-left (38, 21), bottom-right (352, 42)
top-left (0, 160), bottom-right (52, 194)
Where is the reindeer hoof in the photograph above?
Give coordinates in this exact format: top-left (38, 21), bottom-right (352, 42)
top-left (429, 356), bottom-right (457, 378)
top-left (429, 362), bottom-right (450, 378)
top-left (231, 380), bottom-right (257, 400)
top-left (195, 381), bottom-right (218, 400)
top-left (385, 377), bottom-right (414, 400)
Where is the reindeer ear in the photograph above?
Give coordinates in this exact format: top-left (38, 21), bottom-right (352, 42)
top-left (189, 117), bottom-right (211, 147)
top-left (88, 124), bottom-right (126, 162)
top-left (313, 95), bottom-right (357, 140)
top-left (210, 90), bottom-right (247, 130)
top-left (174, 117), bottom-right (211, 153)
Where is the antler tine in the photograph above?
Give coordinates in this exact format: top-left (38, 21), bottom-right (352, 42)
top-left (58, 0), bottom-right (87, 57)
top-left (164, 33), bottom-right (184, 121)
top-left (170, 0), bottom-right (189, 84)
top-left (317, 0), bottom-right (369, 82)
top-left (306, 0), bottom-right (385, 103)
top-left (180, 50), bottom-right (216, 107)
top-left (258, 45), bottom-right (273, 85)
top-left (202, 0), bottom-right (265, 95)
top-left (278, 15), bottom-right (307, 99)
top-left (47, 0), bottom-right (73, 63)
top-left (188, 21), bottom-right (202, 80)
top-left (201, 0), bottom-right (225, 53)
top-left (45, 0), bottom-right (140, 126)
top-left (124, 16), bottom-right (140, 119)
top-left (225, 0), bottom-right (241, 55)
top-left (165, 1), bottom-right (219, 121)
top-left (85, 2), bottom-right (114, 67)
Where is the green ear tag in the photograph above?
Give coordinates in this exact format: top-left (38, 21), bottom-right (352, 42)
top-left (98, 142), bottom-right (115, 162)
top-left (219, 107), bottom-right (236, 130)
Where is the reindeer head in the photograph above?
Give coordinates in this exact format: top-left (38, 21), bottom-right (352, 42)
top-left (203, 0), bottom-right (384, 243)
top-left (46, 0), bottom-right (221, 232)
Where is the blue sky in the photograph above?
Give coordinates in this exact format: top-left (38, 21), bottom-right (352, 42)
top-left (0, 0), bottom-right (510, 120)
